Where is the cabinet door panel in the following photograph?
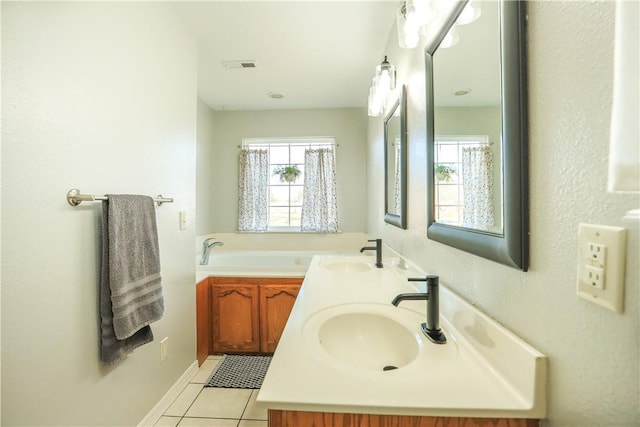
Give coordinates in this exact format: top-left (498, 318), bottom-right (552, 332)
top-left (260, 284), bottom-right (300, 353)
top-left (211, 284), bottom-right (260, 353)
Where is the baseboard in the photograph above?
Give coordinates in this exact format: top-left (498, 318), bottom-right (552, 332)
top-left (138, 360), bottom-right (199, 426)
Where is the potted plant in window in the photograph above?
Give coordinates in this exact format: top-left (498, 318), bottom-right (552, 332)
top-left (435, 165), bottom-right (456, 182)
top-left (273, 165), bottom-right (302, 183)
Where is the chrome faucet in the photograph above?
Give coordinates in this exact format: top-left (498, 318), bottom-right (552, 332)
top-left (391, 275), bottom-right (446, 344)
top-left (360, 238), bottom-right (383, 268)
top-left (199, 238), bottom-right (224, 265)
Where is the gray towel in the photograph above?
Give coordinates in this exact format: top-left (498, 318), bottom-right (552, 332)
top-left (99, 195), bottom-right (164, 364)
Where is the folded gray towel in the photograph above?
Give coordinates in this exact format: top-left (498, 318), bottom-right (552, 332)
top-left (99, 195), bottom-right (164, 364)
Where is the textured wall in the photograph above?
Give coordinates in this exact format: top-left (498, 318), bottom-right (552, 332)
top-left (368, 2), bottom-right (639, 426)
top-left (1, 3), bottom-right (198, 425)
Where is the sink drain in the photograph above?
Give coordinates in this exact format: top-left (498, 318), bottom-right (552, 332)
top-left (382, 365), bottom-right (398, 371)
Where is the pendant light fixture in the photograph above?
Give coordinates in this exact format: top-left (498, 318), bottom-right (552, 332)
top-left (368, 56), bottom-right (396, 117)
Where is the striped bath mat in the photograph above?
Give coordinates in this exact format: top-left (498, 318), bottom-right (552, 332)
top-left (205, 355), bottom-right (272, 389)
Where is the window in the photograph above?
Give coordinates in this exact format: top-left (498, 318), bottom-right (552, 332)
top-left (434, 135), bottom-right (489, 225)
top-left (242, 137), bottom-right (336, 231)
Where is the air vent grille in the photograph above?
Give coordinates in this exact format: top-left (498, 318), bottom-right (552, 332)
top-left (222, 60), bottom-right (257, 70)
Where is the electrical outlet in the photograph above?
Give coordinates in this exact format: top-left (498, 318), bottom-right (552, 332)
top-left (584, 265), bottom-right (605, 290)
top-left (577, 223), bottom-right (627, 313)
top-left (160, 337), bottom-right (169, 363)
top-left (586, 242), bottom-right (606, 266)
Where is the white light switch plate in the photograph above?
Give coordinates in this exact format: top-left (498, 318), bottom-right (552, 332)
top-left (576, 223), bottom-right (627, 313)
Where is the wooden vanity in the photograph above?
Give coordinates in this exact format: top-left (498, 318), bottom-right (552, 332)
top-left (196, 276), bottom-right (302, 364)
top-left (268, 410), bottom-right (539, 427)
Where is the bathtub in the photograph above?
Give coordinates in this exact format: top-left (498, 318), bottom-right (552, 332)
top-left (196, 250), bottom-right (358, 281)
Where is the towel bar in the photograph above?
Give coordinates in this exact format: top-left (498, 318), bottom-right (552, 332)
top-left (67, 189), bottom-right (173, 207)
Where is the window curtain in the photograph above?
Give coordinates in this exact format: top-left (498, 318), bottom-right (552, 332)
top-left (393, 141), bottom-right (402, 214)
top-left (461, 146), bottom-right (495, 230)
top-left (301, 148), bottom-right (338, 232)
top-left (237, 148), bottom-right (268, 232)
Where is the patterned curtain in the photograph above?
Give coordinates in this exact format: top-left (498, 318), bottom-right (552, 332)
top-left (393, 140), bottom-right (402, 214)
top-left (301, 148), bottom-right (339, 232)
top-left (461, 146), bottom-right (495, 230)
top-left (237, 148), bottom-right (268, 232)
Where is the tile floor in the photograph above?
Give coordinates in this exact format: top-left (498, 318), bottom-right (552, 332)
top-left (154, 356), bottom-right (268, 427)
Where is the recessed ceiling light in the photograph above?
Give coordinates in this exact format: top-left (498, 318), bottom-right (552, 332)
top-left (268, 92), bottom-right (284, 99)
top-left (454, 88), bottom-right (472, 96)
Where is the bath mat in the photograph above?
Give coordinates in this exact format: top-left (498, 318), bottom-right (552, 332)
top-left (205, 355), bottom-right (272, 389)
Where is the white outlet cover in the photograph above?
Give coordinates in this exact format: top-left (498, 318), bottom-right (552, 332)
top-left (576, 223), bottom-right (627, 313)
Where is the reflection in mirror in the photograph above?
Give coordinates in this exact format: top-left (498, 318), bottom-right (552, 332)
top-left (433, 0), bottom-right (502, 233)
top-left (384, 85), bottom-right (407, 229)
top-left (426, 0), bottom-right (528, 270)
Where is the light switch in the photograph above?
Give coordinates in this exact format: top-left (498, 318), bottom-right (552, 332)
top-left (179, 211), bottom-right (187, 231)
top-left (576, 223), bottom-right (627, 313)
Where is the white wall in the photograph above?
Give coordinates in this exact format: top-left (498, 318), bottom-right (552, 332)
top-left (197, 100), bottom-right (217, 235)
top-left (207, 108), bottom-right (368, 233)
top-left (1, 3), bottom-right (198, 425)
top-left (368, 2), bottom-right (639, 426)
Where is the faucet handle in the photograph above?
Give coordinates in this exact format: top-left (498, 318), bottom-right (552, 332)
top-left (408, 275), bottom-right (439, 283)
top-left (368, 238), bottom-right (380, 243)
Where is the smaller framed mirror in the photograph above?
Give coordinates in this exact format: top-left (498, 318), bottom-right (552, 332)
top-left (384, 85), bottom-right (407, 229)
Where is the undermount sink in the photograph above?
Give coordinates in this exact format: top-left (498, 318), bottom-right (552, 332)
top-left (320, 259), bottom-right (372, 273)
top-left (303, 304), bottom-right (420, 372)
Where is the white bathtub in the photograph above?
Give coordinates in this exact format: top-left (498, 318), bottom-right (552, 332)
top-left (196, 250), bottom-right (358, 281)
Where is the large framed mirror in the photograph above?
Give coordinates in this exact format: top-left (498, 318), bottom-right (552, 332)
top-left (426, 0), bottom-right (528, 270)
top-left (384, 85), bottom-right (407, 229)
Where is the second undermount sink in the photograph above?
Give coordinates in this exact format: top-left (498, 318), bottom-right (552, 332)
top-left (320, 259), bottom-right (373, 273)
top-left (303, 304), bottom-right (420, 372)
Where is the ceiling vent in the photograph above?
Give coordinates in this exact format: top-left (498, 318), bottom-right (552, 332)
top-left (222, 60), bottom-right (257, 70)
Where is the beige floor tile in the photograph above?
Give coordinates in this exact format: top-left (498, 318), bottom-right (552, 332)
top-left (178, 418), bottom-right (238, 427)
top-left (164, 383), bottom-right (203, 417)
top-left (191, 359), bottom-right (221, 383)
top-left (154, 416), bottom-right (181, 427)
top-left (238, 420), bottom-right (268, 427)
top-left (185, 387), bottom-right (252, 419)
top-left (241, 390), bottom-right (268, 420)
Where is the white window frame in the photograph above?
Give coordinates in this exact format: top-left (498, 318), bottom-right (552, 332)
top-left (242, 137), bottom-right (336, 232)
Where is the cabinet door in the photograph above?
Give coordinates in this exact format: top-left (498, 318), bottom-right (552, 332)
top-left (259, 284), bottom-right (301, 353)
top-left (211, 283), bottom-right (260, 353)
top-left (196, 278), bottom-right (210, 365)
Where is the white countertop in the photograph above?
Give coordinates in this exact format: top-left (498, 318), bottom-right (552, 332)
top-left (257, 255), bottom-right (547, 419)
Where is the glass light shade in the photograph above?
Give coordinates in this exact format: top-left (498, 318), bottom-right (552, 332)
top-left (439, 26), bottom-right (459, 49)
top-left (368, 85), bottom-right (383, 117)
top-left (396, 2), bottom-right (420, 49)
top-left (375, 57), bottom-right (396, 91)
top-left (406, 0), bottom-right (439, 25)
top-left (456, 2), bottom-right (481, 25)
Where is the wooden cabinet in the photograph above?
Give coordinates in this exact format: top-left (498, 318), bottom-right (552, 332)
top-left (268, 410), bottom-right (540, 427)
top-left (211, 281), bottom-right (261, 353)
top-left (196, 278), bottom-right (211, 366)
top-left (207, 277), bottom-right (302, 355)
top-left (259, 284), bottom-right (300, 353)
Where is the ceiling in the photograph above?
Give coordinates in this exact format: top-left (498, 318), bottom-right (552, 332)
top-left (171, 1), bottom-right (399, 111)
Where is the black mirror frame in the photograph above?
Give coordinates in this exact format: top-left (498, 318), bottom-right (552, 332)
top-left (384, 85), bottom-right (408, 229)
top-left (425, 0), bottom-right (529, 270)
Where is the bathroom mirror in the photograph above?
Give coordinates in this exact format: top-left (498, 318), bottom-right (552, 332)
top-left (425, 0), bottom-right (528, 270)
top-left (384, 85), bottom-right (407, 229)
